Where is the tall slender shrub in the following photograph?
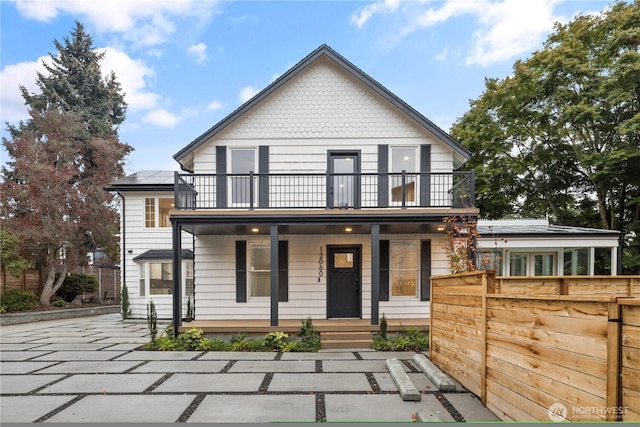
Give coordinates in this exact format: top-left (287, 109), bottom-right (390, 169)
top-left (147, 299), bottom-right (158, 342)
top-left (121, 282), bottom-right (131, 320)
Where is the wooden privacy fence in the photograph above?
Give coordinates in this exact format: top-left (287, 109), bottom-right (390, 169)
top-left (1, 267), bottom-right (121, 301)
top-left (429, 271), bottom-right (640, 422)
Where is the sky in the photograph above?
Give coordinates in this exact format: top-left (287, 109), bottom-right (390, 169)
top-left (0, 0), bottom-right (619, 175)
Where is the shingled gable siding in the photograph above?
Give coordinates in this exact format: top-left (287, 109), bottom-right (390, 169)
top-left (190, 58), bottom-right (455, 177)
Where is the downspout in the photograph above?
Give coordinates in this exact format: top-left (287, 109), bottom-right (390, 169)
top-left (117, 191), bottom-right (126, 300)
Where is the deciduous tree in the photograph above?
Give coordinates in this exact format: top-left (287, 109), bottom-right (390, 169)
top-left (451, 1), bottom-right (640, 272)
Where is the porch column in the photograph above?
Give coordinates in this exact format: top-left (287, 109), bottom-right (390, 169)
top-left (611, 246), bottom-right (618, 276)
top-left (172, 221), bottom-right (183, 337)
top-left (270, 225), bottom-right (279, 326)
top-left (371, 224), bottom-right (380, 325)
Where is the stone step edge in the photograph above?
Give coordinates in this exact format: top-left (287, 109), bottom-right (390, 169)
top-left (412, 353), bottom-right (456, 391)
top-left (385, 358), bottom-right (421, 401)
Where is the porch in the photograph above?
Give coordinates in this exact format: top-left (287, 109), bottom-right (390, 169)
top-left (179, 318), bottom-right (430, 349)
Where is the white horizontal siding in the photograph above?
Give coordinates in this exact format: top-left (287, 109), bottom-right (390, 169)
top-left (119, 192), bottom-right (193, 319)
top-left (193, 233), bottom-right (449, 321)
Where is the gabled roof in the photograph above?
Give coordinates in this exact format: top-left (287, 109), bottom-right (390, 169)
top-left (107, 170), bottom-right (175, 192)
top-left (174, 44), bottom-right (472, 170)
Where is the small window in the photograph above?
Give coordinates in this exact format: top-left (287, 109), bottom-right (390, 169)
top-left (150, 262), bottom-right (173, 295)
top-left (249, 244), bottom-right (270, 297)
top-left (139, 265), bottom-right (146, 296)
top-left (334, 252), bottom-right (354, 269)
top-left (510, 254), bottom-right (528, 276)
top-left (186, 262), bottom-right (194, 296)
top-left (145, 198), bottom-right (155, 228)
top-left (477, 250), bottom-right (503, 275)
top-left (391, 242), bottom-right (418, 297)
top-left (145, 197), bottom-right (173, 228)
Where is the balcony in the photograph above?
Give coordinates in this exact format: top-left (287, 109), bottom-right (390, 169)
top-left (174, 171), bottom-right (475, 211)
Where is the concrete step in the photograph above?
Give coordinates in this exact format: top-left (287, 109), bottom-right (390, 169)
top-left (321, 331), bottom-right (373, 349)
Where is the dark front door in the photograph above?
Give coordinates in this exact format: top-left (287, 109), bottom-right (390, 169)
top-left (327, 245), bottom-right (361, 318)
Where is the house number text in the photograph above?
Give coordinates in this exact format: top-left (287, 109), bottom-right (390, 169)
top-left (318, 246), bottom-right (324, 282)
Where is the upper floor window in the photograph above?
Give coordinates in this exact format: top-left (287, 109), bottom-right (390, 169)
top-left (230, 149), bottom-right (257, 206)
top-left (390, 147), bottom-right (417, 203)
top-left (145, 197), bottom-right (173, 228)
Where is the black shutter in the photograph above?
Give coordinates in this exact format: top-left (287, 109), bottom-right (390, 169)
top-left (236, 240), bottom-right (247, 302)
top-left (378, 145), bottom-right (389, 208)
top-left (278, 240), bottom-right (288, 302)
top-left (259, 146), bottom-right (269, 208)
top-left (216, 146), bottom-right (227, 208)
top-left (420, 144), bottom-right (431, 207)
top-left (380, 240), bottom-right (390, 301)
top-left (420, 240), bottom-right (432, 301)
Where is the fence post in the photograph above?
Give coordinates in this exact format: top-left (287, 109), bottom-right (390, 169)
top-left (480, 272), bottom-right (489, 406)
top-left (606, 300), bottom-right (622, 421)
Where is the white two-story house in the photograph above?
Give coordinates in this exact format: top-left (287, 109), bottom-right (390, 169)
top-left (109, 45), bottom-right (477, 327)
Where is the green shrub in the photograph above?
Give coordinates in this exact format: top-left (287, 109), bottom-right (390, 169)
top-left (147, 300), bottom-right (158, 341)
top-left (290, 317), bottom-right (320, 352)
top-left (380, 313), bottom-right (388, 340)
top-left (56, 273), bottom-right (98, 302)
top-left (373, 327), bottom-right (429, 352)
top-left (52, 298), bottom-right (66, 307)
top-left (0, 289), bottom-right (39, 312)
top-left (264, 331), bottom-right (289, 351)
top-left (121, 282), bottom-right (131, 320)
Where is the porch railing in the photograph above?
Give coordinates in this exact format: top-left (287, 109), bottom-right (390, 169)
top-left (174, 171), bottom-right (474, 210)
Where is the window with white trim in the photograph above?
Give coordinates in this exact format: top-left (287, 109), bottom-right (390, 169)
top-left (390, 241), bottom-right (418, 297)
top-left (138, 260), bottom-right (193, 296)
top-left (230, 149), bottom-right (257, 206)
top-left (144, 197), bottom-right (172, 228)
top-left (249, 244), bottom-right (270, 297)
top-left (390, 147), bottom-right (417, 203)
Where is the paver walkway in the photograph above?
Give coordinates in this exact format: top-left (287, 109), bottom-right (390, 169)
top-left (0, 314), bottom-right (499, 423)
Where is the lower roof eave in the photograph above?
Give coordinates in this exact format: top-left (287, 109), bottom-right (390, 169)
top-left (170, 207), bottom-right (479, 236)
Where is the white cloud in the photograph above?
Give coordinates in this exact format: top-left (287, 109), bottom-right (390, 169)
top-left (146, 48), bottom-right (166, 59)
top-left (351, 0), bottom-right (567, 67)
top-left (351, 0), bottom-right (401, 29)
top-left (239, 86), bottom-right (259, 103)
top-left (0, 58), bottom-right (46, 123)
top-left (188, 42), bottom-right (207, 63)
top-left (99, 47), bottom-right (160, 111)
top-left (141, 108), bottom-right (181, 127)
top-left (13, 0), bottom-right (218, 47)
top-left (465, 0), bottom-right (561, 66)
top-left (206, 100), bottom-right (224, 111)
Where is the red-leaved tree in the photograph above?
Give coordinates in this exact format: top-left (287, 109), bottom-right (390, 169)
top-left (1, 109), bottom-right (130, 305)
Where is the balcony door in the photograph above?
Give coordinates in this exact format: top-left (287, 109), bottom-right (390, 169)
top-left (327, 151), bottom-right (360, 209)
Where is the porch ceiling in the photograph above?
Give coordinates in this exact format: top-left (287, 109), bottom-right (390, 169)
top-left (172, 208), bottom-right (477, 236)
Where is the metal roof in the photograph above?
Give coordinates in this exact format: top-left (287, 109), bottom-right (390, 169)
top-left (107, 170), bottom-right (175, 192)
top-left (477, 219), bottom-right (620, 237)
top-left (173, 44), bottom-right (472, 171)
top-left (133, 249), bottom-right (194, 262)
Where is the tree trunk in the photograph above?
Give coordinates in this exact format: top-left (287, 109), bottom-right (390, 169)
top-left (39, 253), bottom-right (69, 306)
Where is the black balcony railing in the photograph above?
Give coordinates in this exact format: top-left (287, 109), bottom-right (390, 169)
top-left (174, 171), bottom-right (475, 210)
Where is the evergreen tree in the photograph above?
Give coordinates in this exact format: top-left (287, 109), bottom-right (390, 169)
top-left (1, 22), bottom-right (132, 305)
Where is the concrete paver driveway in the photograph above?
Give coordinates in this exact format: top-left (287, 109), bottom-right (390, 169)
top-left (0, 314), bottom-right (499, 423)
